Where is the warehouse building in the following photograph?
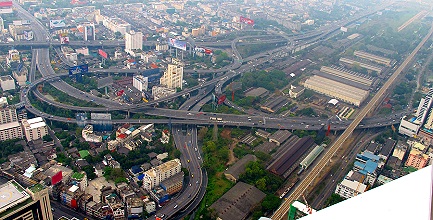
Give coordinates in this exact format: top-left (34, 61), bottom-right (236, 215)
top-left (354, 50), bottom-right (392, 66)
top-left (304, 75), bottom-right (369, 107)
top-left (224, 154), bottom-right (257, 182)
top-left (269, 130), bottom-right (292, 146)
top-left (339, 57), bottom-right (384, 73)
top-left (320, 66), bottom-right (374, 87)
top-left (267, 136), bottom-right (315, 178)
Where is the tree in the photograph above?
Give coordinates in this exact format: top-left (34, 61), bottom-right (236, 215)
top-left (324, 193), bottom-right (345, 207)
top-left (261, 194), bottom-right (281, 212)
top-left (114, 31), bottom-right (122, 39)
top-left (43, 135), bottom-right (53, 142)
top-left (82, 165), bottom-right (96, 180)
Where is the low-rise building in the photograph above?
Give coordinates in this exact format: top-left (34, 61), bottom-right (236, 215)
top-left (289, 85), bottom-right (305, 99)
top-left (127, 197), bottom-right (144, 218)
top-left (209, 182), bottom-right (266, 220)
top-left (160, 172), bottom-right (184, 195)
top-left (269, 130), bottom-right (291, 146)
top-left (335, 177), bottom-right (367, 199)
top-left (224, 154), bottom-right (257, 182)
top-left (255, 129), bottom-right (271, 138)
top-left (405, 149), bottom-right (429, 170)
top-left (0, 75), bottom-right (15, 91)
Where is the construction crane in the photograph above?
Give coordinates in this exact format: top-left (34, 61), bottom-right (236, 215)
top-left (301, 194), bottom-right (313, 214)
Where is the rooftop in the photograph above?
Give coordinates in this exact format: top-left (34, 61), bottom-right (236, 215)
top-left (269, 130), bottom-right (292, 144)
top-left (0, 180), bottom-right (31, 214)
top-left (210, 182), bottom-right (266, 220)
top-left (224, 154), bottom-right (257, 181)
top-left (72, 172), bottom-right (85, 180)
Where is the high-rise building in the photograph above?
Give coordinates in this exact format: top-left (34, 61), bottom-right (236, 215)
top-left (142, 159), bottom-right (181, 190)
top-left (0, 16), bottom-right (4, 32)
top-left (133, 75), bottom-right (148, 92)
top-left (22, 117), bottom-right (48, 141)
top-left (160, 64), bottom-right (183, 89)
top-left (0, 105), bottom-right (18, 124)
top-left (83, 23), bottom-right (96, 41)
top-left (125, 30), bottom-right (143, 53)
top-left (0, 180), bottom-right (53, 220)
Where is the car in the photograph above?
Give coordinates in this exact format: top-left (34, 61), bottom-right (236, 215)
top-left (198, 156), bottom-right (201, 160)
top-left (187, 159), bottom-right (190, 163)
top-left (189, 183), bottom-right (192, 187)
top-left (160, 214), bottom-right (165, 218)
top-left (174, 205), bottom-right (178, 209)
top-left (191, 174), bottom-right (194, 178)
top-left (188, 194), bottom-right (191, 198)
top-left (196, 181), bottom-right (199, 184)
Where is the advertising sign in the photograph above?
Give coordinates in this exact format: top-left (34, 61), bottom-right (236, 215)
top-left (50, 19), bottom-right (66, 28)
top-left (240, 16), bottom-right (255, 25)
top-left (167, 38), bottom-right (187, 51)
top-left (98, 49), bottom-right (108, 59)
top-left (60, 35), bottom-right (69, 44)
top-left (23, 31), bottom-right (33, 40)
top-left (195, 47), bottom-right (213, 55)
top-left (217, 95), bottom-right (226, 105)
top-left (69, 64), bottom-right (88, 75)
top-left (51, 171), bottom-right (62, 185)
top-left (0, 1), bottom-right (12, 7)
top-left (340, 26), bottom-right (348, 32)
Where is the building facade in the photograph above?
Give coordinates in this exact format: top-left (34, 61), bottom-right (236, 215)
top-left (405, 149), bottom-right (428, 170)
top-left (0, 75), bottom-right (16, 91)
top-left (125, 30), bottom-right (143, 53)
top-left (160, 64), bottom-right (183, 89)
top-left (133, 75), bottom-right (148, 92)
top-left (142, 159), bottom-right (182, 190)
top-left (22, 117), bottom-right (48, 141)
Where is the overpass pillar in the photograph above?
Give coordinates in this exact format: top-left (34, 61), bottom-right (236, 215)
top-left (126, 111), bottom-right (130, 119)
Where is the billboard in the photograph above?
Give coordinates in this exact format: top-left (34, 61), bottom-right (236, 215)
top-left (60, 35), bottom-right (69, 44)
top-left (117, 90), bottom-right (124, 97)
top-left (217, 94), bottom-right (226, 105)
top-left (340, 27), bottom-right (348, 32)
top-left (195, 47), bottom-right (213, 55)
top-left (98, 49), bottom-right (108, 59)
top-left (69, 64), bottom-right (88, 75)
top-left (23, 31), bottom-right (33, 40)
top-left (0, 1), bottom-right (12, 7)
top-left (167, 38), bottom-right (186, 51)
top-left (240, 16), bottom-right (255, 25)
top-left (51, 171), bottom-right (62, 185)
top-left (50, 19), bottom-right (66, 28)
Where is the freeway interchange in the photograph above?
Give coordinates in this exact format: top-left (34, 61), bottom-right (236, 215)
top-left (11, 1), bottom-right (401, 219)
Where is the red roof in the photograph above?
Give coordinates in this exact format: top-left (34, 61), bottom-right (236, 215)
top-left (150, 63), bottom-right (158, 69)
top-left (117, 133), bottom-right (127, 139)
top-left (383, 103), bottom-right (392, 109)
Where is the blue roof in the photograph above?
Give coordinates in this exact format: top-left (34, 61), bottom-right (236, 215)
top-left (131, 165), bottom-right (143, 174)
top-left (359, 151), bottom-right (380, 162)
top-left (129, 127), bottom-right (135, 132)
top-left (410, 117), bottom-right (417, 122)
top-left (138, 174), bottom-right (145, 180)
top-left (354, 161), bottom-right (365, 169)
top-left (364, 160), bottom-right (378, 173)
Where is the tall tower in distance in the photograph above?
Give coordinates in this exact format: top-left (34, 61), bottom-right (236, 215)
top-left (160, 64), bottom-right (184, 90)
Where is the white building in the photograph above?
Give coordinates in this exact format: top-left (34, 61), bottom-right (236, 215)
top-left (160, 64), bottom-right (183, 89)
top-left (141, 53), bottom-right (157, 63)
top-left (155, 43), bottom-right (169, 51)
top-left (75, 47), bottom-right (89, 56)
top-left (0, 121), bottom-right (22, 141)
top-left (0, 75), bottom-right (15, 91)
top-left (82, 125), bottom-right (102, 143)
top-left (125, 30), bottom-right (143, 53)
top-left (142, 159), bottom-right (182, 190)
top-left (133, 75), bottom-right (148, 92)
top-left (13, 66), bottom-right (28, 87)
top-left (335, 178), bottom-right (367, 199)
top-left (21, 117), bottom-right (48, 141)
top-left (83, 23), bottom-right (96, 41)
top-left (102, 16), bottom-right (131, 35)
top-left (145, 201), bottom-right (156, 214)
